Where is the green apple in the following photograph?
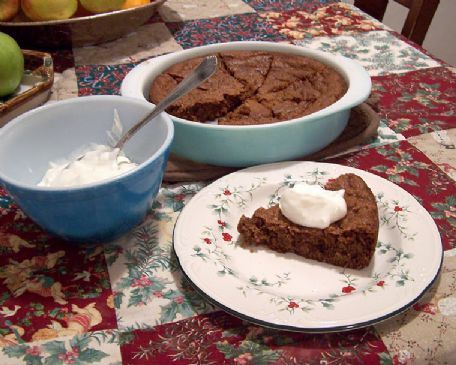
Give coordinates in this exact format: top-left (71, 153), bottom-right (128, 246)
top-left (79, 0), bottom-right (125, 14)
top-left (0, 32), bottom-right (24, 97)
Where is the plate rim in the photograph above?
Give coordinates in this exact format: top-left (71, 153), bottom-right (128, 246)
top-left (173, 161), bottom-right (444, 332)
top-left (174, 247), bottom-right (443, 333)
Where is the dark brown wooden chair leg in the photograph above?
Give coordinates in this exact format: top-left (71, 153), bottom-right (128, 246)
top-left (354, 0), bottom-right (389, 21)
top-left (402, 0), bottom-right (440, 45)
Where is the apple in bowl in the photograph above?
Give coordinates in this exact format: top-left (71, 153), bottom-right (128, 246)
top-left (0, 0), bottom-right (20, 21)
top-left (21, 0), bottom-right (78, 21)
top-left (79, 0), bottom-right (125, 13)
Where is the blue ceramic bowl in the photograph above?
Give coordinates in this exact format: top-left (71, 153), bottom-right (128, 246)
top-left (122, 41), bottom-right (371, 167)
top-left (0, 96), bottom-right (174, 243)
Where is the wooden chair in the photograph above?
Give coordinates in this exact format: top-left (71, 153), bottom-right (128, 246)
top-left (354, 0), bottom-right (440, 45)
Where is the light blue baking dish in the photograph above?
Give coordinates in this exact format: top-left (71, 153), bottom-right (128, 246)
top-left (121, 41), bottom-right (371, 167)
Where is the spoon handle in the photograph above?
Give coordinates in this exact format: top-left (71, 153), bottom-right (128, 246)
top-left (115, 55), bottom-right (218, 150)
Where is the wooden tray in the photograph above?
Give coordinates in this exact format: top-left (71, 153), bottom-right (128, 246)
top-left (0, 50), bottom-right (54, 128)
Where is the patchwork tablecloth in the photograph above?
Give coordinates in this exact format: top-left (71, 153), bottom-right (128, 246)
top-left (0, 1), bottom-right (455, 364)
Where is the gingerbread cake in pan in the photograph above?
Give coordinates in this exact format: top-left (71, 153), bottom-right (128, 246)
top-left (149, 51), bottom-right (347, 126)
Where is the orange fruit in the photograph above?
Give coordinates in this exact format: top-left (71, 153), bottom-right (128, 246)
top-left (121, 0), bottom-right (149, 10)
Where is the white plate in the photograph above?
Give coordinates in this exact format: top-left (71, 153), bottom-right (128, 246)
top-left (173, 161), bottom-right (443, 332)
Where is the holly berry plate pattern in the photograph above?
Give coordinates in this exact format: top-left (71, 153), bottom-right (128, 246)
top-left (173, 161), bottom-right (443, 332)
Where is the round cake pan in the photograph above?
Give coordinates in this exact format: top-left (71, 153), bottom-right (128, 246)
top-left (121, 41), bottom-right (371, 167)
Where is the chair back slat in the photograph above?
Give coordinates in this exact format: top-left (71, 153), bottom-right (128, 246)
top-left (354, 0), bottom-right (440, 45)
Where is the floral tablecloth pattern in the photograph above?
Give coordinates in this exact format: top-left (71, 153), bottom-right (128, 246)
top-left (0, 1), bottom-right (455, 364)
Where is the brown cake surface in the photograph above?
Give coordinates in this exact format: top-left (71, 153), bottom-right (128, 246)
top-left (237, 173), bottom-right (379, 269)
top-left (149, 51), bottom-right (347, 125)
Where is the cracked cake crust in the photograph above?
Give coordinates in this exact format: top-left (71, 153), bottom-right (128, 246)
top-left (149, 51), bottom-right (347, 125)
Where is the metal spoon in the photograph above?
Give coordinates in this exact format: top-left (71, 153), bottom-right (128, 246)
top-left (63, 55), bottom-right (218, 169)
top-left (115, 54), bottom-right (218, 149)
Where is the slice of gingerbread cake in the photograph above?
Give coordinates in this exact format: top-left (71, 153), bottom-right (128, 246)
top-left (237, 173), bottom-right (379, 269)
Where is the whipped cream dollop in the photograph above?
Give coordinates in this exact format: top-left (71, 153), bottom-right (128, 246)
top-left (279, 184), bottom-right (347, 229)
top-left (38, 144), bottom-right (138, 188)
